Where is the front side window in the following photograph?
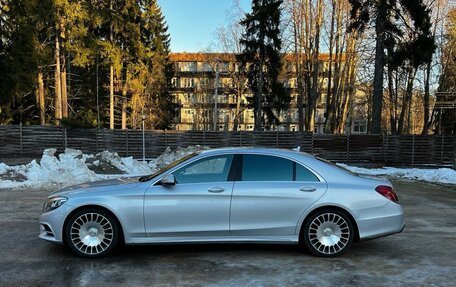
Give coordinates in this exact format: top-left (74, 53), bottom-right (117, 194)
top-left (173, 155), bottom-right (233, 184)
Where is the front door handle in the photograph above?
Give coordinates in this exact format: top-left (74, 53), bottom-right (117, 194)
top-left (208, 187), bottom-right (225, 193)
top-left (299, 186), bottom-right (316, 192)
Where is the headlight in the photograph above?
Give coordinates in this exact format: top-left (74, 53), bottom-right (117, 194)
top-left (43, 196), bottom-right (68, 212)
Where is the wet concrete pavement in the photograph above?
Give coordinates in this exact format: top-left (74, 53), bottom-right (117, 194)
top-left (0, 180), bottom-right (455, 287)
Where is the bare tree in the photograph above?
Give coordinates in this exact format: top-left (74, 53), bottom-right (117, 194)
top-left (212, 2), bottom-right (248, 131)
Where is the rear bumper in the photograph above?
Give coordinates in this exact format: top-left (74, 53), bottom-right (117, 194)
top-left (357, 202), bottom-right (405, 240)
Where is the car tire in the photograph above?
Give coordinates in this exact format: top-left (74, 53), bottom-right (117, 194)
top-left (302, 209), bottom-right (354, 257)
top-left (64, 208), bottom-right (119, 258)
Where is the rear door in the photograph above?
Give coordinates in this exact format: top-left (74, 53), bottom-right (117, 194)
top-left (230, 154), bottom-right (327, 240)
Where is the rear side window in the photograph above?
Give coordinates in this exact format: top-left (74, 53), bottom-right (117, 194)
top-left (242, 155), bottom-right (293, 181)
top-left (296, 163), bottom-right (319, 182)
top-left (242, 154), bottom-right (319, 182)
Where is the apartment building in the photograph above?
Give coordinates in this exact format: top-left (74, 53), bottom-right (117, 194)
top-left (169, 52), bottom-right (367, 133)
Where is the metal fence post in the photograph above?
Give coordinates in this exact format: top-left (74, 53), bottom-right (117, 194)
top-left (276, 130), bottom-right (279, 148)
top-left (412, 134), bottom-right (415, 165)
top-left (125, 129), bottom-right (129, 157)
top-left (19, 123), bottom-right (23, 156)
top-left (311, 133), bottom-right (314, 155)
top-left (346, 134), bottom-right (350, 162)
top-left (64, 127), bottom-right (68, 150)
top-left (385, 134), bottom-right (389, 165)
top-left (239, 130), bottom-right (242, 147)
top-left (453, 136), bottom-right (456, 170)
top-left (95, 129), bottom-right (99, 153)
top-left (142, 122), bottom-right (146, 162)
top-left (203, 130), bottom-right (206, 146)
top-left (441, 134), bottom-right (445, 165)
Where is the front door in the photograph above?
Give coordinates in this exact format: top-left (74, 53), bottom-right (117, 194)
top-left (144, 154), bottom-right (234, 240)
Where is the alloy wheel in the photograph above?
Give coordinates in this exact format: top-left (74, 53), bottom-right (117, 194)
top-left (306, 212), bottom-right (352, 256)
top-left (69, 212), bottom-right (114, 256)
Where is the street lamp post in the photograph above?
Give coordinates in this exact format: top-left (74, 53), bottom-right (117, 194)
top-left (142, 114), bottom-right (146, 162)
top-left (213, 63), bottom-right (220, 131)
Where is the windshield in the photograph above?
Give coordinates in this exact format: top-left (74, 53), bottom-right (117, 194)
top-left (316, 157), bottom-right (358, 176)
top-left (139, 153), bottom-right (199, 182)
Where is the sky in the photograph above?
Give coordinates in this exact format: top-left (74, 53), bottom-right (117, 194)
top-left (157, 0), bottom-right (251, 52)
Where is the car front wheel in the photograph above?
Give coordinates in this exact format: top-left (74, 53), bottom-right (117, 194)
top-left (302, 209), bottom-right (354, 257)
top-left (64, 208), bottom-right (119, 257)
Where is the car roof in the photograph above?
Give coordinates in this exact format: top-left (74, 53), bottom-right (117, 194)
top-left (199, 147), bottom-right (314, 158)
top-left (197, 147), bottom-right (356, 183)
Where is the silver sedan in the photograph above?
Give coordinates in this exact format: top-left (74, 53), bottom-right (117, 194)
top-left (39, 148), bottom-right (405, 258)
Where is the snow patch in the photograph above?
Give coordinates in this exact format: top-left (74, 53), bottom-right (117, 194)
top-left (2, 145), bottom-right (454, 190)
top-left (0, 146), bottom-right (207, 190)
top-left (338, 164), bottom-right (456, 185)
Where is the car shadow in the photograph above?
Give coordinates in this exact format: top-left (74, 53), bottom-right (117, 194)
top-left (116, 242), bottom-right (302, 257)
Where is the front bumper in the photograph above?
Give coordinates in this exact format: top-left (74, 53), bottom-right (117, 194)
top-left (39, 204), bottom-right (74, 243)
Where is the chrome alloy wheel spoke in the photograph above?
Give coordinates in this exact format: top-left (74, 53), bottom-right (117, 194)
top-left (308, 213), bottom-right (350, 255)
top-left (70, 213), bottom-right (113, 255)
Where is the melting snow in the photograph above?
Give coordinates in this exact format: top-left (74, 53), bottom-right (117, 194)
top-left (338, 164), bottom-right (456, 185)
top-left (0, 146), bottom-right (454, 189)
top-left (0, 146), bottom-right (207, 189)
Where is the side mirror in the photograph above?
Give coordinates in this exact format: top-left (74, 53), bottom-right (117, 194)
top-left (160, 174), bottom-right (176, 186)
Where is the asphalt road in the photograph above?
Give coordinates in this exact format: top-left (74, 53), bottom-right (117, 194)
top-left (0, 180), bottom-right (455, 287)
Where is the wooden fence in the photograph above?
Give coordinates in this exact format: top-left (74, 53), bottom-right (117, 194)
top-left (0, 125), bottom-right (455, 167)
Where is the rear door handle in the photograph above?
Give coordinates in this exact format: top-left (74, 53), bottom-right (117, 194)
top-left (299, 186), bottom-right (316, 192)
top-left (208, 187), bottom-right (225, 193)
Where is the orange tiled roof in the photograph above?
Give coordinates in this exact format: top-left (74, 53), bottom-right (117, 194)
top-left (170, 53), bottom-right (236, 62)
top-left (169, 52), bottom-right (344, 62)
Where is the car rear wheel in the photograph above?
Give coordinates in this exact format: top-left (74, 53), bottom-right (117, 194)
top-left (64, 208), bottom-right (119, 257)
top-left (302, 209), bottom-right (354, 257)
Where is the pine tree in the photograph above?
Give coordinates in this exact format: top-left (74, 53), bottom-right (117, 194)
top-left (0, 0), bottom-right (54, 124)
top-left (139, 0), bottom-right (173, 130)
top-left (238, 0), bottom-right (290, 131)
top-left (348, 0), bottom-right (435, 134)
top-left (437, 8), bottom-right (456, 134)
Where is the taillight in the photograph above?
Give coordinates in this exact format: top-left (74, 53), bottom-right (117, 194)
top-left (375, 185), bottom-right (399, 203)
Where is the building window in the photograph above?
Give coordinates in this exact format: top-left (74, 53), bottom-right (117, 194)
top-left (178, 62), bottom-right (197, 72)
top-left (181, 78), bottom-right (195, 88)
top-left (171, 78), bottom-right (179, 88)
top-left (353, 120), bottom-right (367, 134)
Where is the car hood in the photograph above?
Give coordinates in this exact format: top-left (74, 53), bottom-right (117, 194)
top-left (50, 176), bottom-right (143, 197)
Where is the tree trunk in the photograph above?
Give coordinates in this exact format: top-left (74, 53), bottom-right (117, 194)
top-left (422, 62), bottom-right (431, 134)
top-left (255, 25), bottom-right (265, 131)
top-left (60, 20), bottom-right (68, 118)
top-left (109, 0), bottom-right (115, 130)
top-left (61, 59), bottom-right (68, 118)
top-left (398, 68), bottom-right (415, 134)
top-left (121, 68), bottom-right (127, 130)
top-left (232, 87), bottom-right (242, 131)
top-left (337, 34), bottom-right (357, 133)
top-left (325, 0), bottom-right (336, 133)
top-left (292, 0), bottom-right (305, 132)
top-left (371, 0), bottom-right (387, 134)
top-left (330, 0), bottom-right (343, 134)
top-left (387, 65), bottom-right (396, 134)
top-left (38, 69), bottom-right (45, 125)
top-left (306, 0), bottom-right (323, 133)
top-left (121, 100), bottom-right (127, 129)
top-left (54, 28), bottom-right (62, 125)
